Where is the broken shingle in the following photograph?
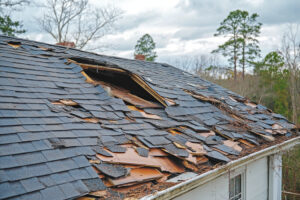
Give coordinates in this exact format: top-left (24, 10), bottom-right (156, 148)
top-left (213, 144), bottom-right (240, 156)
top-left (136, 147), bottom-right (149, 157)
top-left (92, 146), bottom-right (113, 157)
top-left (108, 168), bottom-right (163, 187)
top-left (206, 150), bottom-right (230, 162)
top-left (164, 143), bottom-right (189, 158)
top-left (105, 145), bottom-right (127, 153)
top-left (144, 136), bottom-right (170, 146)
top-left (94, 163), bottom-right (128, 178)
top-left (82, 178), bottom-right (106, 191)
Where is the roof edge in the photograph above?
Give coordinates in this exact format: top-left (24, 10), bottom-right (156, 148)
top-left (141, 136), bottom-right (300, 200)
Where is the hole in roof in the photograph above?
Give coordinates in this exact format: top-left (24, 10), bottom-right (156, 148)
top-left (69, 58), bottom-right (167, 108)
top-left (7, 41), bottom-right (21, 48)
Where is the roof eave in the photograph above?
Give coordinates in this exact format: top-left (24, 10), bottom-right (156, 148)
top-left (141, 136), bottom-right (300, 200)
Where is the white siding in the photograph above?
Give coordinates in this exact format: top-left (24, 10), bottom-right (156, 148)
top-left (174, 157), bottom-right (269, 200)
top-left (246, 156), bottom-right (268, 200)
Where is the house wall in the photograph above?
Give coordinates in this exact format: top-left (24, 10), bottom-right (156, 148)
top-left (173, 156), bottom-right (270, 200)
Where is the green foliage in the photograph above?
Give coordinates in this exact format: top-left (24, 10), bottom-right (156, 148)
top-left (282, 145), bottom-right (300, 199)
top-left (254, 51), bottom-right (290, 117)
top-left (134, 33), bottom-right (157, 61)
top-left (212, 10), bottom-right (261, 79)
top-left (0, 15), bottom-right (25, 36)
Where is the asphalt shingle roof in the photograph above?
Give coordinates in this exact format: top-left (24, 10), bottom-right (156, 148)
top-left (0, 35), bottom-right (297, 199)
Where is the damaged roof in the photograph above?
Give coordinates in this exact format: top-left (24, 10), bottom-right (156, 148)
top-left (0, 35), bottom-right (298, 200)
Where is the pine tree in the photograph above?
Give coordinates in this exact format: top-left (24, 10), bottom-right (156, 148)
top-left (212, 10), bottom-right (261, 80)
top-left (0, 15), bottom-right (25, 36)
top-left (134, 34), bottom-right (157, 61)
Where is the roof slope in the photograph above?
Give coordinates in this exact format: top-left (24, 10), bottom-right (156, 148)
top-left (0, 35), bottom-right (297, 200)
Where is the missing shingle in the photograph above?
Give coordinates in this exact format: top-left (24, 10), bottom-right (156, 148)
top-left (51, 99), bottom-right (101, 123)
top-left (7, 41), bottom-right (21, 48)
top-left (48, 138), bottom-right (66, 148)
top-left (52, 99), bottom-right (79, 106)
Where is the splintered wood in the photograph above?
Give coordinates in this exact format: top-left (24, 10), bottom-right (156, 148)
top-left (186, 142), bottom-right (207, 155)
top-left (223, 140), bottom-right (242, 152)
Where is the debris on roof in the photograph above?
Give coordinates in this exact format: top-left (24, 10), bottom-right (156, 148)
top-left (0, 36), bottom-right (298, 200)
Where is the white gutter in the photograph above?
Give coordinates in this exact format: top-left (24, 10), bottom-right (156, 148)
top-left (141, 136), bottom-right (300, 200)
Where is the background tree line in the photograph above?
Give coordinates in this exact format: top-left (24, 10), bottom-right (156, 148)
top-left (168, 10), bottom-right (299, 198)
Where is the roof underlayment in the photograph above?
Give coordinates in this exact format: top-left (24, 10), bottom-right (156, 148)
top-left (0, 35), bottom-right (299, 200)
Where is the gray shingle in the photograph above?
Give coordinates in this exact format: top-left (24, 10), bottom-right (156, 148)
top-left (69, 168), bottom-right (90, 180)
top-left (85, 166), bottom-right (99, 179)
top-left (72, 156), bottom-right (90, 168)
top-left (6, 166), bottom-right (32, 181)
top-left (41, 186), bottom-right (65, 200)
top-left (72, 180), bottom-right (89, 194)
top-left (0, 134), bottom-right (20, 144)
top-left (15, 152), bottom-right (47, 166)
top-left (42, 149), bottom-right (66, 161)
top-left (0, 170), bottom-right (9, 183)
top-left (50, 171), bottom-right (74, 185)
top-left (46, 159), bottom-right (77, 173)
top-left (59, 182), bottom-right (80, 199)
top-left (0, 143), bottom-right (24, 156)
top-left (27, 163), bottom-right (52, 177)
top-left (39, 175), bottom-right (56, 187)
top-left (20, 191), bottom-right (42, 200)
top-left (32, 140), bottom-right (52, 150)
top-left (10, 181), bottom-right (27, 196)
top-left (0, 155), bottom-right (19, 169)
top-left (21, 177), bottom-right (45, 192)
top-left (0, 182), bottom-right (16, 199)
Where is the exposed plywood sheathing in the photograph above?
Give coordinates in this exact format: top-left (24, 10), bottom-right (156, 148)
top-left (96, 148), bottom-right (184, 173)
top-left (69, 59), bottom-right (167, 107)
top-left (108, 168), bottom-right (163, 187)
top-left (109, 85), bottom-right (161, 108)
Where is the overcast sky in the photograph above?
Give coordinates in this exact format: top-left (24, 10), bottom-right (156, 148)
top-left (13, 0), bottom-right (300, 64)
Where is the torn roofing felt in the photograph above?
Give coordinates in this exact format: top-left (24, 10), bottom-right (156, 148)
top-left (0, 35), bottom-right (298, 200)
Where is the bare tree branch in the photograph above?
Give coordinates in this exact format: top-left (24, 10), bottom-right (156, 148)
top-left (38, 0), bottom-right (122, 49)
top-left (281, 24), bottom-right (300, 124)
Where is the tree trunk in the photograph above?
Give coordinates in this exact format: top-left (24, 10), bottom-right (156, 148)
top-left (234, 54), bottom-right (237, 81)
top-left (242, 42), bottom-right (245, 80)
top-left (289, 72), bottom-right (298, 124)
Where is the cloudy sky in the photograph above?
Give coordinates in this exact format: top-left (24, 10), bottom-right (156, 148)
top-left (12, 0), bottom-right (300, 64)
